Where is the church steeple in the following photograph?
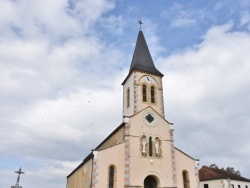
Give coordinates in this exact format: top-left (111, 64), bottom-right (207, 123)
top-left (129, 31), bottom-right (163, 77)
top-left (122, 30), bottom-right (165, 118)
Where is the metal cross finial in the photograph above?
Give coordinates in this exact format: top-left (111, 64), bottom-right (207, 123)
top-left (138, 19), bottom-right (143, 31)
top-left (15, 167), bottom-right (25, 186)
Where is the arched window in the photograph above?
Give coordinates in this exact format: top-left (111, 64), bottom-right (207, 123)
top-left (183, 171), bottom-right (190, 188)
top-left (127, 88), bottom-right (130, 108)
top-left (143, 85), bottom-right (147, 102)
top-left (149, 137), bottom-right (153, 157)
top-left (151, 86), bottom-right (155, 103)
top-left (108, 166), bottom-right (115, 188)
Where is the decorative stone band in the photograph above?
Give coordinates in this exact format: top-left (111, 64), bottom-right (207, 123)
top-left (134, 85), bottom-right (138, 113)
top-left (195, 160), bottom-right (200, 187)
top-left (169, 130), bottom-right (177, 187)
top-left (124, 123), bottom-right (131, 186)
top-left (133, 73), bottom-right (137, 114)
top-left (91, 151), bottom-right (99, 188)
top-left (160, 90), bottom-right (165, 117)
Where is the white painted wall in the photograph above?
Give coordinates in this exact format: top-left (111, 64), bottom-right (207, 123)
top-left (200, 179), bottom-right (250, 188)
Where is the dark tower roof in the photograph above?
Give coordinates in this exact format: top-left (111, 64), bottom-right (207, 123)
top-left (130, 30), bottom-right (163, 76)
top-left (122, 30), bottom-right (163, 85)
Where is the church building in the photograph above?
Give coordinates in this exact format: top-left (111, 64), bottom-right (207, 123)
top-left (66, 29), bottom-right (200, 188)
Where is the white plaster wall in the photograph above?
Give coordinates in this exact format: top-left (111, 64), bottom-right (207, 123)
top-left (123, 72), bottom-right (135, 117)
top-left (200, 179), bottom-right (250, 188)
top-left (200, 179), bottom-right (223, 188)
top-left (175, 148), bottom-right (199, 188)
top-left (127, 107), bottom-right (174, 187)
top-left (136, 72), bottom-right (164, 116)
top-left (123, 71), bottom-right (164, 118)
top-left (129, 136), bottom-right (174, 186)
top-left (230, 179), bottom-right (250, 188)
top-left (129, 107), bottom-right (171, 140)
top-left (94, 142), bottom-right (125, 188)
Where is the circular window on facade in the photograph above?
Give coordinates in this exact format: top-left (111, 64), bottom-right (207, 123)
top-left (143, 110), bottom-right (157, 126)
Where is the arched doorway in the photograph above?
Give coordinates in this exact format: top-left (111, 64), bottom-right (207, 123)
top-left (144, 175), bottom-right (157, 188)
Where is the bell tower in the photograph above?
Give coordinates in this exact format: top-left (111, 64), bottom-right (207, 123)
top-left (122, 30), bottom-right (165, 118)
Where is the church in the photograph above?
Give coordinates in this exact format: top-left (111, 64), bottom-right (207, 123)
top-left (66, 29), bottom-right (200, 188)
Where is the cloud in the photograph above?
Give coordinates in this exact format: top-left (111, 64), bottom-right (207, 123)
top-left (162, 3), bottom-right (202, 28)
top-left (240, 11), bottom-right (250, 30)
top-left (0, 0), bottom-right (115, 40)
top-left (0, 0), bottom-right (126, 187)
top-left (158, 23), bottom-right (250, 176)
top-left (1, 0), bottom-right (250, 187)
top-left (99, 15), bottom-right (126, 35)
top-left (239, 0), bottom-right (250, 8)
top-left (0, 0), bottom-right (125, 118)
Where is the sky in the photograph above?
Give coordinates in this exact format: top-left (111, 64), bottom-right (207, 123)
top-left (0, 0), bottom-right (250, 187)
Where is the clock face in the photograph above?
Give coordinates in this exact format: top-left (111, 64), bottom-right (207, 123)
top-left (145, 76), bottom-right (152, 84)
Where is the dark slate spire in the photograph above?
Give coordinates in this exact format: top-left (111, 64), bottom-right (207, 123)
top-left (129, 31), bottom-right (163, 76)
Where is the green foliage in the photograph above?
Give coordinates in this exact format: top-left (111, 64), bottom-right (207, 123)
top-left (209, 164), bottom-right (241, 176)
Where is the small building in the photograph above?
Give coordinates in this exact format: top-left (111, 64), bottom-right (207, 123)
top-left (199, 166), bottom-right (250, 188)
top-left (66, 29), bottom-right (200, 188)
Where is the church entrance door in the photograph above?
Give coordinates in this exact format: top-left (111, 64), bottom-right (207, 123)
top-left (144, 175), bottom-right (157, 188)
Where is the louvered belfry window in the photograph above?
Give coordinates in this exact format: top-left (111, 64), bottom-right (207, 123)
top-left (151, 86), bottom-right (155, 103)
top-left (143, 85), bottom-right (147, 102)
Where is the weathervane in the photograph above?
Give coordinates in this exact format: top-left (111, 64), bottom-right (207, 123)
top-left (138, 19), bottom-right (143, 31)
top-left (12, 167), bottom-right (25, 188)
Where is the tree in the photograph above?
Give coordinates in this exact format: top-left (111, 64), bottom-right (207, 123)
top-left (236, 171), bottom-right (241, 176)
top-left (226, 167), bottom-right (235, 174)
top-left (226, 167), bottom-right (241, 176)
top-left (209, 164), bottom-right (241, 176)
top-left (209, 164), bottom-right (219, 169)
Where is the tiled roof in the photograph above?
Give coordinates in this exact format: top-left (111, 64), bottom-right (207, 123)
top-left (199, 166), bottom-right (250, 182)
